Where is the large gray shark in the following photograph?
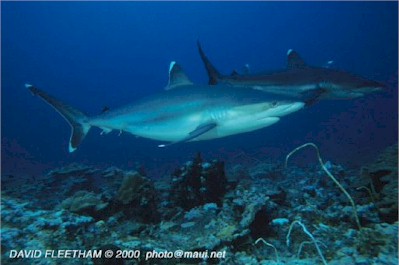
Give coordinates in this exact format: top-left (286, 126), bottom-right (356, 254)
top-left (26, 62), bottom-right (304, 152)
top-left (198, 42), bottom-right (385, 101)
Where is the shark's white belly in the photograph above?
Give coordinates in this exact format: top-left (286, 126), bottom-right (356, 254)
top-left (127, 123), bottom-right (196, 142)
top-left (252, 84), bottom-right (317, 96)
top-left (92, 112), bottom-right (206, 142)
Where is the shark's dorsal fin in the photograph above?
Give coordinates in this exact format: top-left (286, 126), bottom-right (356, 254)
top-left (230, 70), bottom-right (239, 76)
top-left (243, 64), bottom-right (250, 74)
top-left (101, 106), bottom-right (110, 113)
top-left (287, 49), bottom-right (307, 70)
top-left (165, 61), bottom-right (193, 90)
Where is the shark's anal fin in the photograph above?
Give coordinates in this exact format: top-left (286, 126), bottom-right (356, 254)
top-left (287, 49), bottom-right (307, 70)
top-left (25, 83), bottom-right (91, 152)
top-left (165, 61), bottom-right (193, 90)
top-left (158, 122), bottom-right (217, 148)
top-left (100, 127), bottom-right (112, 135)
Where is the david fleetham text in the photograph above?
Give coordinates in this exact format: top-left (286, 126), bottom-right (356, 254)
top-left (9, 250), bottom-right (102, 259)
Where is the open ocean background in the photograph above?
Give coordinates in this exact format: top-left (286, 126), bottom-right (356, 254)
top-left (2, 1), bottom-right (398, 177)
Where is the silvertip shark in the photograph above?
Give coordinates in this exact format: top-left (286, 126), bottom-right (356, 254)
top-left (197, 41), bottom-right (385, 102)
top-left (26, 62), bottom-right (304, 152)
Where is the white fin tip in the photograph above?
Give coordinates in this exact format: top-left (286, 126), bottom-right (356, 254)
top-left (169, 61), bottom-right (176, 74)
top-left (287, 49), bottom-right (293, 56)
top-left (68, 144), bottom-right (77, 153)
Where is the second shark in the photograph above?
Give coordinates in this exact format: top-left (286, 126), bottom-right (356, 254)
top-left (198, 42), bottom-right (385, 102)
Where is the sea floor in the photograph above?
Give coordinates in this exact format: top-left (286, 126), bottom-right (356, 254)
top-left (1, 144), bottom-right (398, 265)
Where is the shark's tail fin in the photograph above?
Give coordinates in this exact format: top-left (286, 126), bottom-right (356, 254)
top-left (197, 41), bottom-right (222, 85)
top-left (25, 84), bottom-right (91, 152)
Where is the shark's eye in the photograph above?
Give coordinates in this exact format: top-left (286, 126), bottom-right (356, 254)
top-left (271, 101), bottom-right (278, 107)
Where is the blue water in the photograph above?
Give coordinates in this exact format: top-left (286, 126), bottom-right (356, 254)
top-left (2, 1), bottom-right (398, 176)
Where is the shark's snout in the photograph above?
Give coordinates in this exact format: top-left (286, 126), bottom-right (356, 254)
top-left (271, 102), bottom-right (305, 117)
top-left (352, 81), bottom-right (386, 97)
top-left (354, 77), bottom-right (387, 92)
top-left (371, 84), bottom-right (386, 93)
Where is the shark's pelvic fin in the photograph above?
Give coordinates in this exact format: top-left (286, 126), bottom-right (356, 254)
top-left (323, 60), bottom-right (335, 68)
top-left (25, 84), bottom-right (91, 152)
top-left (165, 61), bottom-right (193, 90)
top-left (158, 122), bottom-right (217, 148)
top-left (287, 49), bottom-right (307, 70)
top-left (197, 41), bottom-right (222, 85)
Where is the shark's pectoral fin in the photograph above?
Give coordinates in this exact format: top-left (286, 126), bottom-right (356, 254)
top-left (165, 61), bottom-right (193, 90)
top-left (301, 87), bottom-right (327, 107)
top-left (158, 122), bottom-right (217, 148)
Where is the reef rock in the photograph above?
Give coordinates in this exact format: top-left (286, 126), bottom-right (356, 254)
top-left (61, 190), bottom-right (108, 217)
top-left (169, 153), bottom-right (228, 210)
top-left (361, 144), bottom-right (398, 223)
top-left (114, 171), bottom-right (160, 223)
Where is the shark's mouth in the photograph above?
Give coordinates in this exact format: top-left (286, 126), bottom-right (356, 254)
top-left (270, 102), bottom-right (305, 117)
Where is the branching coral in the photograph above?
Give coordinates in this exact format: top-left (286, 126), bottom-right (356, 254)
top-left (286, 220), bottom-right (327, 265)
top-left (254, 238), bottom-right (280, 263)
top-left (285, 142), bottom-right (361, 230)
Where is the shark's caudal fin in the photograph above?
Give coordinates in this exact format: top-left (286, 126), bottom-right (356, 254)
top-left (197, 41), bottom-right (222, 85)
top-left (25, 84), bottom-right (91, 152)
top-left (165, 61), bottom-right (193, 90)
